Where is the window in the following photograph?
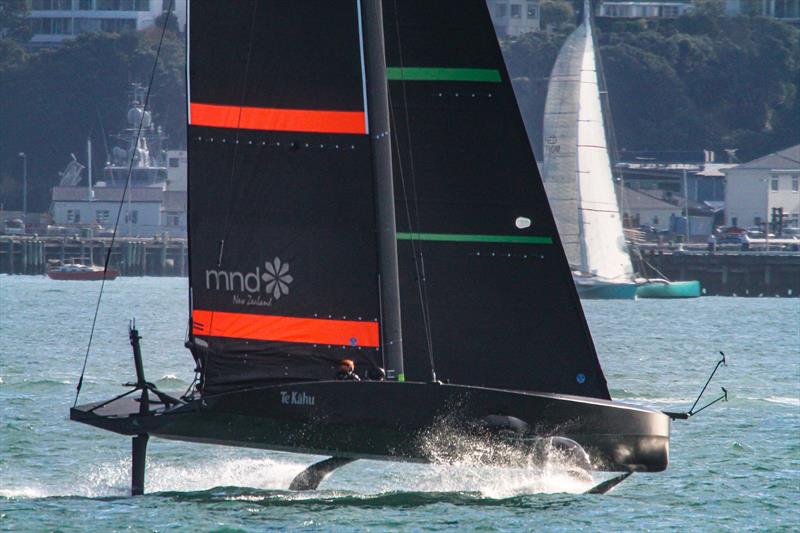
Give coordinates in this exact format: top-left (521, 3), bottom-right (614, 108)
top-left (96, 210), bottom-right (110, 223)
top-left (496, 4), bottom-right (507, 17)
top-left (169, 157), bottom-right (180, 168)
top-left (527, 2), bottom-right (538, 18)
top-left (67, 209), bottom-right (81, 223)
top-left (661, 5), bottom-right (679, 17)
top-left (74, 17), bottom-right (100, 32)
top-left (168, 215), bottom-right (180, 226)
top-left (51, 17), bottom-right (72, 34)
top-left (100, 18), bottom-right (136, 32)
top-left (771, 178), bottom-right (779, 191)
top-left (792, 177), bottom-right (799, 192)
top-left (32, 17), bottom-right (74, 34)
top-left (511, 4), bottom-right (522, 18)
top-left (31, 0), bottom-right (70, 9)
top-left (731, 217), bottom-right (738, 227)
top-left (31, 18), bottom-right (49, 33)
top-left (79, 0), bottom-right (93, 9)
top-left (97, 0), bottom-right (146, 10)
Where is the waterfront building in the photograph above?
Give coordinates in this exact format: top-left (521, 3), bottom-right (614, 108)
top-left (486, 0), bottom-right (541, 36)
top-left (617, 184), bottom-right (682, 231)
top-left (616, 183), bottom-right (715, 236)
top-left (723, 144), bottom-right (800, 233)
top-left (615, 152), bottom-right (729, 205)
top-left (596, 1), bottom-right (694, 18)
top-left (26, 0), bottom-right (185, 49)
top-left (49, 87), bottom-right (187, 237)
top-left (50, 148), bottom-right (186, 237)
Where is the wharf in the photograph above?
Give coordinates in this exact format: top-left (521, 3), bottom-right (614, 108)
top-left (0, 235), bottom-right (187, 277)
top-left (640, 248), bottom-right (799, 297)
top-left (3, 235), bottom-right (798, 297)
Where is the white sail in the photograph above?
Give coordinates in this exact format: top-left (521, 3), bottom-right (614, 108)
top-left (542, 2), bottom-right (633, 281)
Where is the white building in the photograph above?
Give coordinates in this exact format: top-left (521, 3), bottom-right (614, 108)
top-left (597, 1), bottom-right (693, 18)
top-left (166, 149), bottom-right (187, 192)
top-left (617, 184), bottom-right (681, 231)
top-left (163, 149), bottom-right (187, 231)
top-left (487, 0), bottom-right (541, 37)
top-left (51, 185), bottom-right (166, 236)
top-left (27, 0), bottom-right (185, 48)
top-left (724, 145), bottom-right (800, 232)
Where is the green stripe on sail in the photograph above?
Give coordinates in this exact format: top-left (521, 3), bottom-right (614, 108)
top-left (396, 232), bottom-right (553, 244)
top-left (387, 67), bottom-right (502, 83)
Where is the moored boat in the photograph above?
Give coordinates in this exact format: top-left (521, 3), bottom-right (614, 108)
top-left (47, 261), bottom-right (118, 281)
top-left (574, 273), bottom-right (638, 300)
top-left (636, 279), bottom-right (701, 299)
top-left (541, 1), bottom-right (638, 299)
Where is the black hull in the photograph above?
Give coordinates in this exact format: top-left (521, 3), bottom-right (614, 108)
top-left (71, 381), bottom-right (669, 472)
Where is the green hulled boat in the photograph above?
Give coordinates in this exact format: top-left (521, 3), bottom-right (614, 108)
top-left (636, 280), bottom-right (701, 299)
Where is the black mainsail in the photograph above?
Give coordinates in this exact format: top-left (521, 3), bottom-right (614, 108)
top-left (384, 0), bottom-right (608, 398)
top-left (187, 0), bottom-right (388, 391)
top-left (72, 0), bottom-right (682, 496)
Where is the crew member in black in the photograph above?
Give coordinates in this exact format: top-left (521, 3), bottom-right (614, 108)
top-left (336, 359), bottom-right (360, 381)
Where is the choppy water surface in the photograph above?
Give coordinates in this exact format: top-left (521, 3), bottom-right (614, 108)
top-left (1, 276), bottom-right (798, 531)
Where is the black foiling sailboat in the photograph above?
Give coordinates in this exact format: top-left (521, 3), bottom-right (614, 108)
top-left (71, 0), bottom-right (670, 495)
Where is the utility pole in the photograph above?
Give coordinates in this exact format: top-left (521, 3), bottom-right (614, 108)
top-left (683, 168), bottom-right (690, 244)
top-left (87, 138), bottom-right (94, 200)
top-left (18, 152), bottom-right (27, 232)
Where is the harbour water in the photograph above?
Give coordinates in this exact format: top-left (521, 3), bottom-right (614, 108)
top-left (1, 276), bottom-right (798, 531)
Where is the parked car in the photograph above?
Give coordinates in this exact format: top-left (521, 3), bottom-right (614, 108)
top-left (3, 218), bottom-right (25, 235)
top-left (745, 227), bottom-right (775, 239)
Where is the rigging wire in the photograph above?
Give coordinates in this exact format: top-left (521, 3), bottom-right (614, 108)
top-left (389, 0), bottom-right (436, 381)
top-left (217, 0), bottom-right (260, 267)
top-left (202, 0), bottom-right (260, 355)
top-left (592, 6), bottom-right (627, 225)
top-left (73, 0), bottom-right (175, 407)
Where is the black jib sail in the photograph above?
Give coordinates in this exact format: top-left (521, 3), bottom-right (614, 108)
top-left (384, 0), bottom-right (610, 399)
top-left (187, 0), bottom-right (386, 391)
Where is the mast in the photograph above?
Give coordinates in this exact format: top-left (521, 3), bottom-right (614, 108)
top-left (361, 0), bottom-right (404, 381)
top-left (87, 137), bottom-right (93, 200)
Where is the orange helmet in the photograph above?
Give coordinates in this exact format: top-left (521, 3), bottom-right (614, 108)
top-left (339, 359), bottom-right (355, 370)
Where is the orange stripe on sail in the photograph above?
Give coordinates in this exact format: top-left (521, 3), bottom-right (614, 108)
top-left (192, 309), bottom-right (380, 347)
top-left (189, 103), bottom-right (367, 135)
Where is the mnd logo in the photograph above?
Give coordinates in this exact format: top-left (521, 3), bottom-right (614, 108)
top-left (205, 257), bottom-right (294, 306)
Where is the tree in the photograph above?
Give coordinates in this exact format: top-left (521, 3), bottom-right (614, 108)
top-left (0, 0), bottom-right (30, 42)
top-left (504, 13), bottom-right (799, 162)
top-left (0, 30), bottom-right (185, 213)
top-left (540, 1), bottom-right (575, 29)
top-left (155, 12), bottom-right (180, 33)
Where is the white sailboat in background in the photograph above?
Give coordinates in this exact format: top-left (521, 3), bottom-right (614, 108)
top-left (541, 0), bottom-right (638, 299)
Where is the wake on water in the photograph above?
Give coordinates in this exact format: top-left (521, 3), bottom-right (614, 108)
top-left (0, 424), bottom-right (600, 501)
top-left (0, 455), bottom-right (595, 502)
